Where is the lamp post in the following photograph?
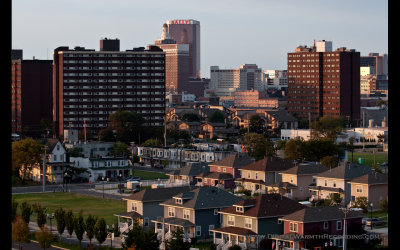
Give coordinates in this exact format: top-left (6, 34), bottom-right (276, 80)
top-left (47, 213), bottom-right (54, 234)
top-left (102, 176), bottom-right (105, 199)
top-left (64, 172), bottom-right (68, 192)
top-left (118, 173), bottom-right (122, 194)
top-left (370, 202), bottom-right (373, 230)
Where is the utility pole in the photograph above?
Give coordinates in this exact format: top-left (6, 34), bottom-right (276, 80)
top-left (341, 207), bottom-right (350, 250)
top-left (362, 111), bottom-right (365, 152)
top-left (42, 145), bottom-right (48, 192)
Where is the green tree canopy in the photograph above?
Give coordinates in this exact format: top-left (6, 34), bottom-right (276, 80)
top-left (141, 138), bottom-right (163, 147)
top-left (33, 203), bottom-right (47, 228)
top-left (243, 133), bottom-right (274, 161)
top-left (64, 209), bottom-right (75, 240)
top-left (165, 227), bottom-right (190, 250)
top-left (98, 128), bottom-right (116, 142)
top-left (12, 198), bottom-right (18, 223)
top-left (181, 113), bottom-right (200, 122)
top-left (12, 137), bottom-right (43, 182)
top-left (85, 213), bottom-right (97, 246)
top-left (283, 138), bottom-right (306, 162)
top-left (94, 217), bottom-right (108, 246)
top-left (54, 207), bottom-right (66, 240)
top-left (310, 116), bottom-right (345, 141)
top-left (21, 200), bottom-right (33, 224)
top-left (35, 226), bottom-right (54, 250)
top-left (73, 210), bottom-right (85, 247)
top-left (108, 110), bottom-right (145, 144)
top-left (208, 111), bottom-right (225, 123)
top-left (111, 141), bottom-right (131, 157)
top-left (249, 114), bottom-right (265, 134)
top-left (12, 215), bottom-right (30, 249)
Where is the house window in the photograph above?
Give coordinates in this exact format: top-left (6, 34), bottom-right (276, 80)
top-left (336, 221), bottom-right (342, 230)
top-left (144, 217), bottom-right (149, 227)
top-left (57, 145), bottom-right (60, 151)
top-left (132, 202), bottom-right (138, 212)
top-left (312, 178), bottom-right (316, 183)
top-left (324, 179), bottom-right (328, 186)
top-left (54, 166), bottom-right (57, 171)
top-left (168, 207), bottom-right (175, 217)
top-left (356, 185), bottom-right (363, 193)
top-left (236, 206), bottom-right (244, 212)
top-left (184, 210), bottom-right (190, 220)
top-left (209, 225), bottom-right (214, 235)
top-left (289, 222), bottom-right (298, 232)
top-left (176, 198), bottom-right (182, 204)
top-left (228, 216), bottom-right (235, 226)
top-left (214, 209), bottom-right (219, 215)
top-left (218, 167), bottom-right (221, 172)
top-left (196, 226), bottom-right (201, 236)
top-left (333, 181), bottom-right (336, 187)
top-left (54, 155), bottom-right (57, 161)
top-left (244, 218), bottom-right (252, 229)
top-left (223, 168), bottom-right (226, 172)
top-left (278, 219), bottom-right (282, 224)
top-left (299, 187), bottom-right (303, 192)
top-left (247, 172), bottom-right (250, 178)
top-left (324, 221), bottom-right (329, 229)
top-left (255, 173), bottom-right (258, 179)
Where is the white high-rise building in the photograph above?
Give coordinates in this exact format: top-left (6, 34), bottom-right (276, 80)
top-left (316, 40), bottom-right (333, 52)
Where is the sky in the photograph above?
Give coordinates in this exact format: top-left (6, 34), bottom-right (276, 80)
top-left (12, 0), bottom-right (388, 78)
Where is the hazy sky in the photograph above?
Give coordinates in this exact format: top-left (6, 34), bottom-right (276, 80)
top-left (12, 0), bottom-right (388, 78)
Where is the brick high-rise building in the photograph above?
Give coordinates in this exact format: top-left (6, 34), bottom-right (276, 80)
top-left (155, 23), bottom-right (190, 93)
top-left (52, 39), bottom-right (166, 138)
top-left (166, 19), bottom-right (200, 78)
top-left (286, 41), bottom-right (360, 126)
top-left (11, 55), bottom-right (53, 136)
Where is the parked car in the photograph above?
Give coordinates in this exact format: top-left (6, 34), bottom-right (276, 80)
top-left (362, 217), bottom-right (371, 225)
top-left (154, 164), bottom-right (164, 169)
top-left (365, 218), bottom-right (386, 227)
top-left (126, 176), bottom-right (141, 182)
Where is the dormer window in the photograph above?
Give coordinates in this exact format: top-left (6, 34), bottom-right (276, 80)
top-left (218, 167), bottom-right (221, 172)
top-left (176, 198), bottom-right (182, 204)
top-left (236, 206), bottom-right (244, 212)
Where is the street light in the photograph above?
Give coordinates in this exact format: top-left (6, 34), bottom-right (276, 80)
top-left (118, 173), bottom-right (122, 194)
top-left (370, 202), bottom-right (373, 230)
top-left (47, 213), bottom-right (55, 234)
top-left (64, 172), bottom-right (69, 192)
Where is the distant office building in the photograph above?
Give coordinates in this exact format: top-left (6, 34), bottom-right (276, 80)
top-left (11, 57), bottom-right (53, 136)
top-left (233, 90), bottom-right (279, 108)
top-left (287, 41), bottom-right (360, 126)
top-left (52, 39), bottom-right (166, 138)
top-left (360, 53), bottom-right (388, 77)
top-left (155, 23), bottom-right (190, 92)
top-left (264, 70), bottom-right (288, 91)
top-left (166, 19), bottom-right (200, 78)
top-left (183, 77), bottom-right (209, 98)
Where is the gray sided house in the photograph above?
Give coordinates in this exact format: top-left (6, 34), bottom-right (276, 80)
top-left (153, 186), bottom-right (244, 242)
top-left (115, 186), bottom-right (193, 234)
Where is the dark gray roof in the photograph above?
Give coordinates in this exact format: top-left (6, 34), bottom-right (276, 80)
top-left (280, 206), bottom-right (364, 223)
top-left (210, 153), bottom-right (254, 168)
top-left (281, 163), bottom-right (330, 176)
top-left (167, 162), bottom-right (209, 177)
top-left (349, 172), bottom-right (388, 185)
top-left (314, 162), bottom-right (373, 180)
top-left (153, 217), bottom-right (195, 227)
top-left (124, 186), bottom-right (194, 202)
top-left (161, 186), bottom-right (244, 210)
top-left (265, 110), bottom-right (298, 122)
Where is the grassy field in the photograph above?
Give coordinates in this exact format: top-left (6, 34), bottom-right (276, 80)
top-left (349, 152), bottom-right (388, 167)
top-left (132, 170), bottom-right (169, 180)
top-left (13, 192), bottom-right (126, 226)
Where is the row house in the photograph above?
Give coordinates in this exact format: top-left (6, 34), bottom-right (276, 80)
top-left (235, 157), bottom-right (295, 195)
top-left (115, 186), bottom-right (193, 234)
top-left (273, 206), bottom-right (363, 249)
top-left (211, 194), bottom-right (306, 250)
top-left (348, 172), bottom-right (388, 211)
top-left (264, 110), bottom-right (298, 130)
top-left (309, 162), bottom-right (373, 205)
top-left (166, 163), bottom-right (209, 185)
top-left (153, 186), bottom-right (243, 247)
top-left (196, 153), bottom-right (254, 189)
top-left (199, 122), bottom-right (239, 140)
top-left (268, 162), bottom-right (330, 200)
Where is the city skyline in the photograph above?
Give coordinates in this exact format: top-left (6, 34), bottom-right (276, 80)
top-left (12, 0), bottom-right (388, 78)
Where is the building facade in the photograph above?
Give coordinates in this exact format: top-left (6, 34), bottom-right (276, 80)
top-left (286, 41), bottom-right (360, 125)
top-left (52, 39), bottom-right (166, 138)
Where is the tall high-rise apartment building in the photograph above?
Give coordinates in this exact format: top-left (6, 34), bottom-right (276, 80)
top-left (154, 23), bottom-right (190, 93)
top-left (52, 39), bottom-right (166, 138)
top-left (286, 41), bottom-right (360, 125)
top-left (360, 53), bottom-right (388, 78)
top-left (166, 19), bottom-right (200, 78)
top-left (11, 54), bottom-right (53, 136)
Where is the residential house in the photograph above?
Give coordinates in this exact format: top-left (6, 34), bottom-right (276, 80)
top-left (348, 172), bottom-right (388, 211)
top-left (153, 186), bottom-right (243, 244)
top-left (268, 162), bottom-right (330, 200)
top-left (166, 162), bottom-right (210, 186)
top-left (309, 162), bottom-right (373, 205)
top-left (231, 112), bottom-right (266, 129)
top-left (178, 121), bottom-right (203, 135)
top-left (264, 110), bottom-right (298, 130)
top-left (200, 122), bottom-right (238, 140)
top-left (211, 194), bottom-right (306, 249)
top-left (196, 153), bottom-right (254, 189)
top-left (115, 186), bottom-right (194, 233)
top-left (236, 157), bottom-right (295, 195)
top-left (272, 206), bottom-right (363, 249)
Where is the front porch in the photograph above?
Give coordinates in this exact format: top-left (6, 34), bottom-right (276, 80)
top-left (270, 233), bottom-right (308, 250)
top-left (152, 217), bottom-right (196, 249)
top-left (114, 211), bottom-right (143, 235)
top-left (267, 182), bottom-right (298, 199)
top-left (211, 227), bottom-right (258, 250)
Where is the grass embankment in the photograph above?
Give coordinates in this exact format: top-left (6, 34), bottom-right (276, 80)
top-left (349, 152), bottom-right (388, 167)
top-left (13, 192), bottom-right (126, 226)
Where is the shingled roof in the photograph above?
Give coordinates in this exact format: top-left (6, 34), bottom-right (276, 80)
top-left (239, 157), bottom-right (295, 172)
top-left (209, 153), bottom-right (255, 169)
top-left (349, 172), bottom-right (388, 185)
top-left (167, 162), bottom-right (209, 177)
top-left (280, 206), bottom-right (363, 223)
top-left (220, 194), bottom-right (305, 218)
top-left (161, 186), bottom-right (244, 210)
top-left (123, 186), bottom-right (195, 203)
top-left (280, 162), bottom-right (330, 176)
top-left (314, 162), bottom-right (373, 180)
top-left (265, 110), bottom-right (298, 122)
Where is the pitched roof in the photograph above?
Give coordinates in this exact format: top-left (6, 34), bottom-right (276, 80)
top-left (42, 138), bottom-right (62, 152)
top-left (269, 182), bottom-right (298, 189)
top-left (281, 163), bottom-right (330, 176)
top-left (314, 162), bottom-right (373, 180)
top-left (211, 226), bottom-right (257, 236)
top-left (201, 172), bottom-right (233, 180)
top-left (265, 110), bottom-right (298, 122)
top-left (123, 186), bottom-right (194, 203)
top-left (209, 153), bottom-right (254, 169)
top-left (280, 206), bottom-right (364, 223)
top-left (349, 172), bottom-right (388, 185)
top-left (239, 157), bottom-right (295, 172)
top-left (167, 162), bottom-right (209, 177)
top-left (220, 194), bottom-right (306, 218)
top-left (161, 186), bottom-right (244, 210)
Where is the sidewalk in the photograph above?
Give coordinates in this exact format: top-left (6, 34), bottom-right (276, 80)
top-left (28, 221), bottom-right (123, 248)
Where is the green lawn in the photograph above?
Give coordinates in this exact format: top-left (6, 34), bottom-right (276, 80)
top-left (349, 152), bottom-right (388, 167)
top-left (13, 192), bottom-right (126, 226)
top-left (132, 170), bottom-right (169, 180)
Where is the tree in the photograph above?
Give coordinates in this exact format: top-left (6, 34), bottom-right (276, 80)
top-left (67, 147), bottom-right (83, 157)
top-left (228, 245), bottom-right (242, 250)
top-left (40, 118), bottom-right (53, 137)
top-left (243, 133), bottom-right (274, 160)
top-left (98, 128), bottom-right (116, 142)
top-left (12, 198), bottom-right (18, 223)
top-left (94, 217), bottom-right (108, 246)
top-left (320, 155), bottom-right (340, 169)
top-left (12, 137), bottom-right (43, 183)
top-left (302, 139), bottom-right (343, 162)
top-left (181, 113), bottom-right (200, 122)
top-left (310, 116), bottom-right (345, 141)
top-left (122, 220), bottom-right (142, 249)
top-left (85, 213), bottom-right (97, 246)
top-left (208, 111), bottom-right (225, 123)
top-left (111, 141), bottom-right (131, 157)
top-left (249, 114), bottom-right (264, 134)
top-left (380, 197), bottom-right (388, 212)
top-left (12, 215), bottom-right (30, 250)
top-left (352, 197), bottom-right (369, 213)
top-left (328, 193), bottom-right (342, 205)
top-left (108, 110), bottom-right (145, 144)
top-left (123, 220), bottom-right (160, 250)
top-left (33, 203), bottom-right (47, 228)
top-left (20, 200), bottom-right (33, 224)
top-left (165, 227), bottom-right (190, 250)
top-left (141, 138), bottom-right (162, 147)
top-left (73, 210), bottom-right (85, 247)
top-left (54, 207), bottom-right (66, 240)
top-left (283, 138), bottom-right (306, 162)
top-left (35, 226), bottom-right (54, 250)
top-left (64, 210), bottom-right (75, 241)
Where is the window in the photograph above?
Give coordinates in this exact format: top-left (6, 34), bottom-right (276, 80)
top-left (324, 179), bottom-right (328, 186)
top-left (236, 206), bottom-right (244, 212)
top-left (356, 185), bottom-right (363, 193)
top-left (336, 221), bottom-right (342, 230)
top-left (176, 198), bottom-right (182, 204)
top-left (223, 168), bottom-right (226, 172)
top-left (168, 207), bottom-right (175, 217)
top-left (333, 181), bottom-right (336, 187)
top-left (324, 221), bottom-right (329, 229)
top-left (290, 176), bottom-right (294, 183)
top-left (278, 219), bottom-right (282, 224)
top-left (184, 210), bottom-right (190, 220)
top-left (144, 217), bottom-right (149, 227)
top-left (209, 225), bottom-right (214, 235)
top-left (132, 202), bottom-right (138, 212)
top-left (214, 209), bottom-right (219, 215)
top-left (196, 226), bottom-right (201, 236)
top-left (289, 222), bottom-right (298, 232)
top-left (244, 218), bottom-right (252, 229)
top-left (228, 216), bottom-right (235, 226)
